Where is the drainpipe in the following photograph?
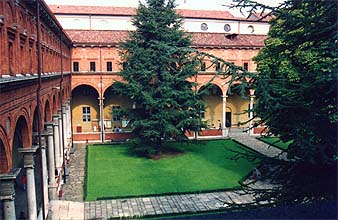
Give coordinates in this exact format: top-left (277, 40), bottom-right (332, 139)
top-left (99, 46), bottom-right (104, 142)
top-left (59, 33), bottom-right (66, 184)
top-left (36, 0), bottom-right (46, 218)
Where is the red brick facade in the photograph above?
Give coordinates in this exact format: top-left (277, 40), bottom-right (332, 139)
top-left (0, 0), bottom-right (72, 173)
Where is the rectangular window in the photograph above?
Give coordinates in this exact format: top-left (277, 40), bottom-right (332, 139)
top-left (73, 62), bottom-right (79, 72)
top-left (244, 62), bottom-right (249, 71)
top-left (107, 61), bottom-right (112, 72)
top-left (201, 62), bottom-right (206, 71)
top-left (215, 62), bottom-right (221, 71)
top-left (90, 62), bottom-right (96, 72)
top-left (200, 111), bottom-right (205, 118)
top-left (112, 106), bottom-right (121, 121)
top-left (82, 107), bottom-right (91, 122)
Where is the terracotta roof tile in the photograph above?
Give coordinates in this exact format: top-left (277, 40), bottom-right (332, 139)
top-left (66, 30), bottom-right (266, 48)
top-left (49, 5), bottom-right (236, 20)
top-left (49, 5), bottom-right (136, 16)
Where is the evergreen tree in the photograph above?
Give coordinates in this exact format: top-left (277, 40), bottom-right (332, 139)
top-left (252, 0), bottom-right (337, 165)
top-left (223, 0), bottom-right (337, 206)
top-left (112, 0), bottom-right (206, 155)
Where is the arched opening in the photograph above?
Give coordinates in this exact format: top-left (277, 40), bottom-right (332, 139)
top-left (52, 95), bottom-right (57, 114)
top-left (44, 100), bottom-right (52, 122)
top-left (199, 84), bottom-right (223, 128)
top-left (103, 86), bottom-right (132, 132)
top-left (227, 84), bottom-right (251, 128)
top-left (31, 108), bottom-right (43, 217)
top-left (12, 115), bottom-right (30, 218)
top-left (0, 137), bottom-right (9, 173)
top-left (32, 107), bottom-right (39, 145)
top-left (71, 85), bottom-right (99, 133)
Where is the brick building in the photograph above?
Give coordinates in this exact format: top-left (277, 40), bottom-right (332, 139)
top-left (0, 1), bottom-right (268, 219)
top-left (0, 0), bottom-right (72, 219)
top-left (50, 4), bottom-right (267, 142)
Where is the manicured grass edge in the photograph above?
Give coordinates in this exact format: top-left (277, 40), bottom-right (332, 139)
top-left (84, 144), bottom-right (89, 201)
top-left (230, 138), bottom-right (266, 184)
top-left (256, 137), bottom-right (288, 151)
top-left (85, 139), bottom-right (262, 201)
top-left (96, 186), bottom-right (243, 201)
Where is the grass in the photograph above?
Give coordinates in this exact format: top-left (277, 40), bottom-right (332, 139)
top-left (257, 137), bottom-right (292, 150)
top-left (86, 140), bottom-right (260, 201)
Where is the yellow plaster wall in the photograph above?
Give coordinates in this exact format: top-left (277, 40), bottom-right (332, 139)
top-left (203, 95), bottom-right (222, 127)
top-left (103, 95), bottom-right (132, 129)
top-left (227, 94), bottom-right (250, 127)
top-left (72, 92), bottom-right (99, 132)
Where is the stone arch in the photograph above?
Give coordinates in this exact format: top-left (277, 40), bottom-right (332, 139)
top-left (197, 80), bottom-right (226, 96)
top-left (226, 83), bottom-right (251, 127)
top-left (52, 94), bottom-right (57, 114)
top-left (72, 82), bottom-right (100, 96)
top-left (72, 84), bottom-right (100, 133)
top-left (12, 108), bottom-right (31, 148)
top-left (0, 126), bottom-right (10, 173)
top-left (103, 84), bottom-right (132, 131)
top-left (5, 2), bottom-right (14, 24)
top-left (198, 83), bottom-right (223, 127)
top-left (44, 99), bottom-right (52, 122)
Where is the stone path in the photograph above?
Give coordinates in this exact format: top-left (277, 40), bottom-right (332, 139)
top-left (49, 200), bottom-right (84, 220)
top-left (61, 144), bottom-right (86, 202)
top-left (229, 128), bottom-right (287, 160)
top-left (49, 133), bottom-right (282, 220)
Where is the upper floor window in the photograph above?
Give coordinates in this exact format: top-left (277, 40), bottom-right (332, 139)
top-left (107, 61), bottom-right (112, 72)
top-left (82, 106), bottom-right (91, 122)
top-left (200, 23), bottom-right (208, 31)
top-left (224, 24), bottom-right (231, 32)
top-left (215, 62), bottom-right (221, 71)
top-left (248, 25), bottom-right (255, 33)
top-left (112, 106), bottom-right (121, 121)
top-left (90, 62), bottom-right (96, 72)
top-left (244, 62), bottom-right (249, 71)
top-left (201, 62), bottom-right (206, 71)
top-left (73, 62), bottom-right (79, 72)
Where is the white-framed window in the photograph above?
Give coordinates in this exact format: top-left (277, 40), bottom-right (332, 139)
top-left (112, 106), bottom-right (121, 121)
top-left (82, 106), bottom-right (91, 122)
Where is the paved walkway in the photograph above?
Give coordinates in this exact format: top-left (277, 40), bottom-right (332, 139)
top-left (229, 128), bottom-right (287, 160)
top-left (61, 144), bottom-right (86, 202)
top-left (49, 133), bottom-right (281, 220)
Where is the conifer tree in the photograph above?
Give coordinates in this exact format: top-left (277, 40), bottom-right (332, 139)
top-left (222, 0), bottom-right (338, 206)
top-left (112, 0), bottom-right (205, 155)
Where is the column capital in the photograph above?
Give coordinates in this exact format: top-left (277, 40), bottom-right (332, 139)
top-left (250, 95), bottom-right (256, 98)
top-left (52, 114), bottom-right (60, 120)
top-left (45, 122), bottom-right (56, 132)
top-left (18, 146), bottom-right (39, 168)
top-left (0, 168), bottom-right (21, 200)
top-left (40, 136), bottom-right (47, 149)
top-left (221, 95), bottom-right (228, 98)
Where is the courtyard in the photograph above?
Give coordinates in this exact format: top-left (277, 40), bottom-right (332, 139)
top-left (85, 140), bottom-right (260, 200)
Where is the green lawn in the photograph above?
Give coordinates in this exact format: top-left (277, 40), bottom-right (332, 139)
top-left (257, 137), bottom-right (292, 150)
top-left (86, 140), bottom-right (260, 201)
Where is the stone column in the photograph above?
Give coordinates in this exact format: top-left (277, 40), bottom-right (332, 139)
top-left (98, 97), bottom-right (105, 142)
top-left (52, 115), bottom-right (61, 170)
top-left (66, 100), bottom-right (72, 139)
top-left (249, 95), bottom-right (255, 136)
top-left (57, 110), bottom-right (64, 168)
top-left (0, 169), bottom-right (21, 220)
top-left (18, 146), bottom-right (39, 220)
top-left (222, 95), bottom-right (228, 137)
top-left (45, 122), bottom-right (57, 199)
top-left (40, 136), bottom-right (49, 217)
top-left (62, 105), bottom-right (68, 151)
